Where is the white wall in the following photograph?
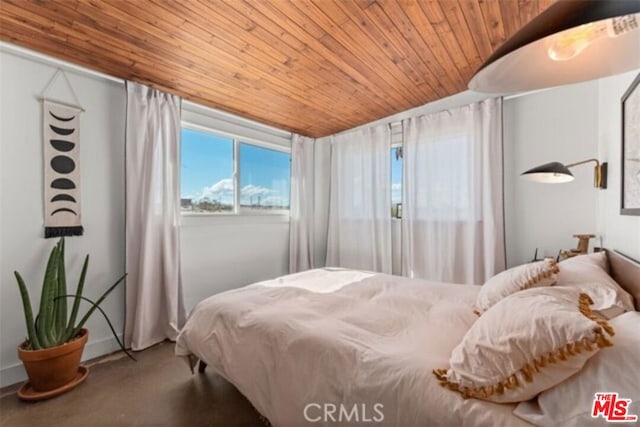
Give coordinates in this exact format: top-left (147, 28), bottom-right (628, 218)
top-left (0, 49), bottom-right (126, 386)
top-left (596, 71), bottom-right (640, 259)
top-left (180, 217), bottom-right (290, 311)
top-left (504, 70), bottom-right (640, 267)
top-left (504, 80), bottom-right (600, 266)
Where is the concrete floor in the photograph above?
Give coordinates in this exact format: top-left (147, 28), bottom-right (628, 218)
top-left (0, 342), bottom-right (265, 426)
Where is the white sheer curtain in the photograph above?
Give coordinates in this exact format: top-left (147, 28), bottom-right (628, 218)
top-left (289, 134), bottom-right (316, 273)
top-left (326, 125), bottom-right (392, 273)
top-left (125, 82), bottom-right (185, 350)
top-left (401, 98), bottom-right (505, 284)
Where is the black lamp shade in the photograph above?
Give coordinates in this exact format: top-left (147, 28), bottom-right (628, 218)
top-left (521, 162), bottom-right (575, 183)
top-left (469, 0), bottom-right (640, 93)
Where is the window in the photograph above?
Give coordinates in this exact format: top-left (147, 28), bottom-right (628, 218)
top-left (239, 142), bottom-right (290, 212)
top-left (391, 146), bottom-right (403, 218)
top-left (181, 128), bottom-right (234, 213)
top-left (180, 127), bottom-right (291, 215)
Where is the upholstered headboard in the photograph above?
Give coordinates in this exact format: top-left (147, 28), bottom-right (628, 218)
top-left (606, 250), bottom-right (640, 311)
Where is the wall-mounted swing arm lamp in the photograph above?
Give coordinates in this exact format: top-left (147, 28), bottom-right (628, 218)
top-left (469, 0), bottom-right (640, 93)
top-left (520, 158), bottom-right (608, 189)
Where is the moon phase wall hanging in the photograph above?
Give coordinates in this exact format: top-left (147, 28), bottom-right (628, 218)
top-left (43, 100), bottom-right (84, 238)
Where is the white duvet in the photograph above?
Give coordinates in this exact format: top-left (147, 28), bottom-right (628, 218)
top-left (176, 269), bottom-right (531, 426)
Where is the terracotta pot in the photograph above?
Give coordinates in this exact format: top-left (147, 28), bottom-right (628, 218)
top-left (18, 329), bottom-right (88, 392)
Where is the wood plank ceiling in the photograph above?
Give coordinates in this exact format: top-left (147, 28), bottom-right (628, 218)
top-left (0, 0), bottom-right (554, 137)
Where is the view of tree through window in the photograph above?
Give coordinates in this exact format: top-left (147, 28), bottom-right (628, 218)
top-left (180, 128), bottom-right (291, 214)
top-left (391, 146), bottom-right (403, 218)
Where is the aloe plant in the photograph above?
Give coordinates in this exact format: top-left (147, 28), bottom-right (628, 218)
top-left (14, 238), bottom-right (127, 351)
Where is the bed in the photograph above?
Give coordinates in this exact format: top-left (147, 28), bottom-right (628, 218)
top-left (175, 250), bottom-right (640, 426)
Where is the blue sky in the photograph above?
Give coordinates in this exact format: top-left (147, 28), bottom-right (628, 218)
top-left (391, 147), bottom-right (402, 204)
top-left (181, 128), bottom-right (291, 207)
top-left (239, 143), bottom-right (290, 207)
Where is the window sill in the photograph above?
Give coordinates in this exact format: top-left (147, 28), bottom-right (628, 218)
top-left (180, 213), bottom-right (290, 227)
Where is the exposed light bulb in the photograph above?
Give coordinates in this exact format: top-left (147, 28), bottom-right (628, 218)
top-left (548, 14), bottom-right (639, 61)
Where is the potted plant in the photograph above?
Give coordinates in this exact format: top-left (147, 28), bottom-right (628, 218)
top-left (14, 237), bottom-right (127, 400)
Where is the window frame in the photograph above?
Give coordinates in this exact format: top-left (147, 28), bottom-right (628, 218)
top-left (391, 141), bottom-right (403, 220)
top-left (180, 121), bottom-right (291, 218)
top-left (237, 141), bottom-right (292, 215)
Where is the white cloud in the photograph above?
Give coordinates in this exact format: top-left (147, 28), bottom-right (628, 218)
top-left (241, 185), bottom-right (288, 206)
top-left (193, 179), bottom-right (290, 207)
top-left (199, 178), bottom-right (234, 203)
top-left (392, 182), bottom-right (402, 204)
top-left (241, 184), bottom-right (274, 198)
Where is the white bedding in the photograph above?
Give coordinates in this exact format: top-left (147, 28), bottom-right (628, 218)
top-left (176, 269), bottom-right (531, 426)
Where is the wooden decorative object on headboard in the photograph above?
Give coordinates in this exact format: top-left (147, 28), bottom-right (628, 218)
top-left (573, 234), bottom-right (595, 254)
top-left (606, 250), bottom-right (640, 311)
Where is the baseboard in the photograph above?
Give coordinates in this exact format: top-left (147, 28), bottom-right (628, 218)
top-left (0, 334), bottom-right (123, 388)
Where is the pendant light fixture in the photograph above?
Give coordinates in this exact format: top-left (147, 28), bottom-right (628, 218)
top-left (469, 0), bottom-right (640, 93)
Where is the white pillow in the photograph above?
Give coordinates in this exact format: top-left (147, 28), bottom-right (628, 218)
top-left (475, 259), bottom-right (558, 314)
top-left (557, 252), bottom-right (635, 318)
top-left (434, 287), bottom-right (615, 403)
top-left (514, 312), bottom-right (640, 426)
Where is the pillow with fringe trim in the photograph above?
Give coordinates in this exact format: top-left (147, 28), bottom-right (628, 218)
top-left (514, 311), bottom-right (640, 426)
top-left (475, 259), bottom-right (559, 315)
top-left (556, 252), bottom-right (635, 318)
top-left (435, 287), bottom-right (615, 403)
